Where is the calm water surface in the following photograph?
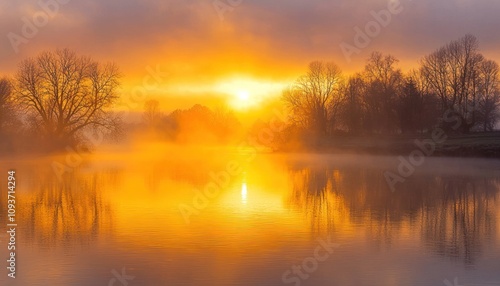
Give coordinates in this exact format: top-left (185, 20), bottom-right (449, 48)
top-left (1, 146), bottom-right (500, 286)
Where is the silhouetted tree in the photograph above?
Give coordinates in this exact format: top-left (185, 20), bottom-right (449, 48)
top-left (397, 78), bottom-right (423, 133)
top-left (14, 49), bottom-right (121, 149)
top-left (0, 78), bottom-right (15, 131)
top-left (405, 69), bottom-right (441, 133)
top-left (142, 99), bottom-right (163, 128)
top-left (161, 104), bottom-right (240, 144)
top-left (0, 78), bottom-right (21, 152)
top-left (476, 59), bottom-right (500, 131)
top-left (339, 74), bottom-right (365, 133)
top-left (282, 61), bottom-right (344, 137)
top-left (420, 35), bottom-right (499, 132)
top-left (362, 52), bottom-right (402, 133)
top-left (364, 52), bottom-right (402, 91)
top-left (212, 105), bottom-right (241, 142)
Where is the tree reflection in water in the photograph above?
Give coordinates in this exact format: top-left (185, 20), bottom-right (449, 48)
top-left (286, 161), bottom-right (499, 265)
top-left (18, 167), bottom-right (113, 248)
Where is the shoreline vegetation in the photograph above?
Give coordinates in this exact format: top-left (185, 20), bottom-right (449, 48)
top-left (276, 132), bottom-right (500, 158)
top-left (1, 35), bottom-right (500, 159)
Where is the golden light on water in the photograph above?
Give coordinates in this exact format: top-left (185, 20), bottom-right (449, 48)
top-left (9, 151), bottom-right (500, 286)
top-left (3, 0), bottom-right (500, 284)
top-left (241, 181), bottom-right (248, 204)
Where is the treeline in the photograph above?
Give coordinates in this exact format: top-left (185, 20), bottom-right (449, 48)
top-left (281, 35), bottom-right (500, 146)
top-left (135, 101), bottom-right (241, 144)
top-left (1, 35), bottom-right (499, 154)
top-left (0, 47), bottom-right (242, 154)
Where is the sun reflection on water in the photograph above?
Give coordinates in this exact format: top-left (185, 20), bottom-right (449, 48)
top-left (241, 181), bottom-right (248, 204)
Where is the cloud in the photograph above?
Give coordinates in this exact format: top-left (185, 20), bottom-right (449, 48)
top-left (1, 0), bottom-right (500, 96)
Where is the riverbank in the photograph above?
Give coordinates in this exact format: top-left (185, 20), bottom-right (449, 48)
top-left (292, 132), bottom-right (500, 158)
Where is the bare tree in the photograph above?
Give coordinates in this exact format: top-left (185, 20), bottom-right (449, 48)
top-left (212, 105), bottom-right (241, 142)
top-left (340, 74), bottom-right (365, 133)
top-left (143, 99), bottom-right (163, 127)
top-left (14, 49), bottom-right (121, 148)
top-left (397, 78), bottom-right (423, 133)
top-left (0, 78), bottom-right (15, 131)
top-left (420, 35), bottom-right (487, 132)
top-left (404, 69), bottom-right (441, 133)
top-left (364, 52), bottom-right (402, 91)
top-left (0, 78), bottom-right (23, 152)
top-left (363, 52), bottom-right (402, 133)
top-left (282, 61), bottom-right (344, 136)
top-left (477, 60), bottom-right (500, 131)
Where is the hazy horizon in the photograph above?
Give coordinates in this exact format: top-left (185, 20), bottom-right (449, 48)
top-left (2, 0), bottom-right (500, 112)
top-left (2, 2), bottom-right (500, 286)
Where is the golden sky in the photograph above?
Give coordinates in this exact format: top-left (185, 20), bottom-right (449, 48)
top-left (1, 0), bottom-right (500, 112)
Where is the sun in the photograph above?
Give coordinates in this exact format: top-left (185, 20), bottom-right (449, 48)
top-left (212, 77), bottom-right (289, 111)
top-left (231, 90), bottom-right (252, 110)
top-left (237, 90), bottom-right (250, 102)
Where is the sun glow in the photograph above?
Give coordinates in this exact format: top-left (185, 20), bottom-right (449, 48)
top-left (237, 90), bottom-right (250, 101)
top-left (233, 90), bottom-right (251, 109)
top-left (213, 77), bottom-right (289, 110)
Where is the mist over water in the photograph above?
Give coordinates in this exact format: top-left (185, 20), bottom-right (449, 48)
top-left (1, 146), bottom-right (500, 286)
top-left (1, 1), bottom-right (500, 285)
